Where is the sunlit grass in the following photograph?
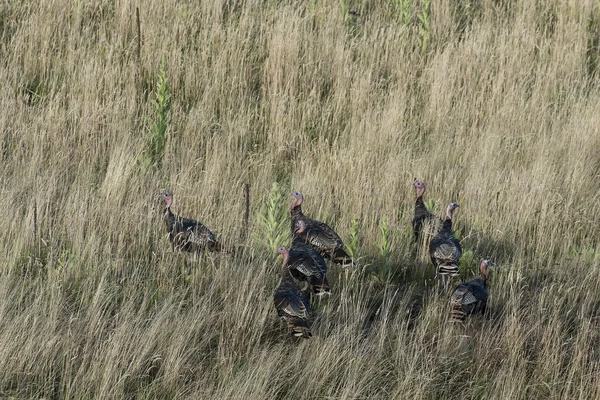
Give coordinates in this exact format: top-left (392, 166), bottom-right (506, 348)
top-left (0, 0), bottom-right (599, 398)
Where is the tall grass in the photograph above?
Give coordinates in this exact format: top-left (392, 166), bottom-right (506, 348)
top-left (0, 0), bottom-right (599, 398)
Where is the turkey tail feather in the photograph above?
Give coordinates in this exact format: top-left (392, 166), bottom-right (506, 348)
top-left (438, 263), bottom-right (459, 276)
top-left (450, 306), bottom-right (467, 322)
top-left (332, 248), bottom-right (353, 266)
top-left (288, 318), bottom-right (312, 339)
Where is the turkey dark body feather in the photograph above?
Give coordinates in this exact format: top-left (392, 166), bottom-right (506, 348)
top-left (429, 203), bottom-right (461, 276)
top-left (450, 260), bottom-right (492, 321)
top-left (274, 247), bottom-right (313, 338)
top-left (412, 181), bottom-right (442, 243)
top-left (290, 192), bottom-right (352, 266)
top-left (288, 237), bottom-right (331, 295)
top-left (161, 192), bottom-right (224, 253)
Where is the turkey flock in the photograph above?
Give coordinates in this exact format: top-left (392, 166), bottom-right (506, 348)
top-left (161, 180), bottom-right (492, 339)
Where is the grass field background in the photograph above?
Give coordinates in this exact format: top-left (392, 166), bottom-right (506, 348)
top-left (1, 0), bottom-right (600, 398)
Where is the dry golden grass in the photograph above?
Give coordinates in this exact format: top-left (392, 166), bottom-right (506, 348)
top-left (1, 0), bottom-right (600, 398)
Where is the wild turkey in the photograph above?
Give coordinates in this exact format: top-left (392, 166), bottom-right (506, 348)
top-left (288, 220), bottom-right (331, 296)
top-left (161, 191), bottom-right (225, 253)
top-left (450, 260), bottom-right (493, 321)
top-left (273, 246), bottom-right (313, 338)
top-left (290, 191), bottom-right (352, 266)
top-left (429, 202), bottom-right (461, 291)
top-left (412, 180), bottom-right (442, 243)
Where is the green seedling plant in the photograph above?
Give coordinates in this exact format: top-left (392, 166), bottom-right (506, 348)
top-left (144, 58), bottom-right (171, 169)
top-left (425, 198), bottom-right (436, 214)
top-left (418, 0), bottom-right (431, 52)
top-left (345, 217), bottom-right (361, 260)
top-left (393, 0), bottom-right (412, 26)
top-left (257, 182), bottom-right (288, 252)
top-left (459, 248), bottom-right (475, 271)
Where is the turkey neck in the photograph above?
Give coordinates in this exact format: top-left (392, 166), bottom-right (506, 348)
top-left (163, 206), bottom-right (175, 224)
top-left (479, 267), bottom-right (489, 288)
top-left (473, 275), bottom-right (487, 288)
top-left (291, 204), bottom-right (303, 220)
top-left (291, 235), bottom-right (305, 246)
top-left (441, 214), bottom-right (453, 232)
top-left (415, 194), bottom-right (426, 211)
top-left (280, 263), bottom-right (295, 285)
top-left (291, 205), bottom-right (304, 232)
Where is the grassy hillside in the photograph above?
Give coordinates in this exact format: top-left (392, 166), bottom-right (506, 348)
top-left (1, 0), bottom-right (600, 398)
